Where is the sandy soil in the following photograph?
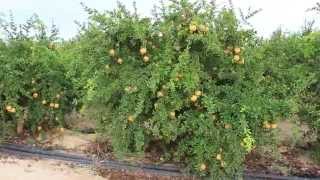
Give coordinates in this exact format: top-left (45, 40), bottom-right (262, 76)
top-left (48, 130), bottom-right (97, 151)
top-left (0, 155), bottom-right (106, 180)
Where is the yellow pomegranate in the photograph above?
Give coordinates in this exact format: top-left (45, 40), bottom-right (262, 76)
top-left (49, 103), bottom-right (55, 108)
top-left (128, 115), bottom-right (134, 123)
top-left (234, 47), bottom-right (241, 54)
top-left (216, 153), bottom-right (222, 161)
top-left (195, 90), bottom-right (202, 96)
top-left (143, 56), bottom-right (150, 63)
top-left (169, 111), bottom-right (176, 119)
top-left (54, 103), bottom-right (60, 109)
top-left (271, 123), bottom-right (278, 129)
top-left (109, 49), bottom-right (116, 57)
top-left (105, 64), bottom-right (110, 69)
top-left (199, 163), bottom-right (207, 171)
top-left (233, 55), bottom-right (241, 62)
top-left (189, 24), bottom-right (197, 33)
top-left (190, 95), bottom-right (198, 102)
top-left (42, 100), bottom-right (47, 105)
top-left (157, 91), bottom-right (164, 98)
top-left (5, 105), bottom-right (12, 112)
top-left (37, 126), bottom-right (42, 131)
top-left (56, 94), bottom-right (61, 99)
top-left (140, 47), bottom-right (147, 55)
top-left (33, 92), bottom-right (39, 98)
top-left (117, 58), bottom-right (123, 64)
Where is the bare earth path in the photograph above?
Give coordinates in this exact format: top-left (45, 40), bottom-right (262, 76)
top-left (0, 155), bottom-right (106, 180)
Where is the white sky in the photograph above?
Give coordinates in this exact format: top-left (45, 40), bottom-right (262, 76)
top-left (0, 0), bottom-right (319, 39)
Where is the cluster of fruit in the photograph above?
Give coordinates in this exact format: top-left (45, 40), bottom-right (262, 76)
top-left (215, 151), bottom-right (226, 168)
top-left (189, 22), bottom-right (209, 34)
top-left (108, 47), bottom-right (151, 65)
top-left (124, 85), bottom-right (138, 93)
top-left (225, 46), bottom-right (245, 64)
top-left (263, 121), bottom-right (278, 129)
top-left (32, 87), bottom-right (61, 110)
top-left (5, 105), bottom-right (16, 113)
top-left (190, 90), bottom-right (202, 103)
top-left (199, 149), bottom-right (226, 172)
top-left (108, 49), bottom-right (123, 64)
top-left (139, 47), bottom-right (150, 63)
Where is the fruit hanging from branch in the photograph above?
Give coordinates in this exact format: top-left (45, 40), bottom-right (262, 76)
top-left (200, 163), bottom-right (207, 171)
top-left (190, 95), bottom-right (198, 102)
top-left (117, 58), bottom-right (123, 64)
top-left (42, 100), bottom-right (47, 105)
top-left (54, 103), bottom-right (60, 109)
top-left (189, 24), bottom-right (197, 33)
top-left (140, 47), bottom-right (147, 55)
top-left (109, 49), bottom-right (116, 57)
top-left (195, 90), bottom-right (202, 96)
top-left (216, 153), bottom-right (222, 160)
top-left (169, 111), bottom-right (176, 119)
top-left (234, 47), bottom-right (241, 54)
top-left (143, 55), bottom-right (150, 63)
top-left (128, 115), bottom-right (134, 123)
top-left (233, 55), bottom-right (240, 63)
top-left (32, 92), bottom-right (39, 98)
top-left (157, 91), bottom-right (164, 98)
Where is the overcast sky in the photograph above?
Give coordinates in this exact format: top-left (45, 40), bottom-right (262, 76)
top-left (0, 0), bottom-right (319, 39)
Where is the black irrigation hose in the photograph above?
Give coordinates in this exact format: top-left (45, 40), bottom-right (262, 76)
top-left (0, 143), bottom-right (184, 177)
top-left (0, 143), bottom-right (180, 170)
top-left (0, 148), bottom-right (93, 165)
top-left (244, 173), bottom-right (320, 180)
top-left (0, 143), bottom-right (181, 172)
top-left (0, 143), bottom-right (319, 180)
top-left (0, 143), bottom-right (92, 161)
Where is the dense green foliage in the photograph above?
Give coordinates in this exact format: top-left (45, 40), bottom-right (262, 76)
top-left (0, 0), bottom-right (319, 179)
top-left (259, 31), bottom-right (320, 137)
top-left (70, 1), bottom-right (300, 178)
top-left (0, 16), bottom-right (74, 138)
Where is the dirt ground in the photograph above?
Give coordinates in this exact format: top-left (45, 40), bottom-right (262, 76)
top-left (0, 155), bottom-right (105, 180)
top-left (3, 119), bottom-right (319, 179)
top-left (245, 120), bottom-right (320, 177)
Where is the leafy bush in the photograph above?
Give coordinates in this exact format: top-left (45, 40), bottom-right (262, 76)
top-left (0, 16), bottom-right (74, 138)
top-left (298, 32), bottom-right (320, 136)
top-left (259, 30), bottom-right (320, 138)
top-left (0, 1), bottom-right (318, 178)
top-left (76, 1), bottom-right (292, 178)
